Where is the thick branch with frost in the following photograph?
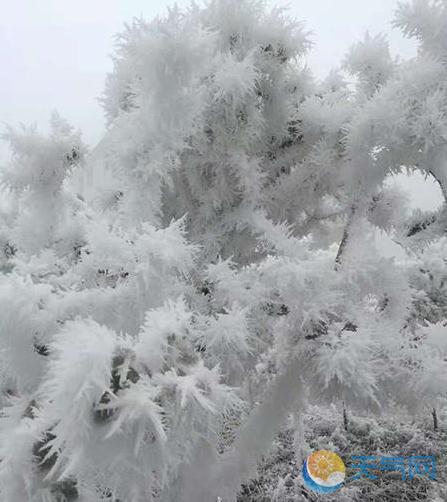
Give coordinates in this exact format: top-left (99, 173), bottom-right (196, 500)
top-left (179, 359), bottom-right (303, 502)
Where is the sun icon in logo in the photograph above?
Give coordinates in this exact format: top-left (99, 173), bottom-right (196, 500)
top-left (302, 450), bottom-right (346, 494)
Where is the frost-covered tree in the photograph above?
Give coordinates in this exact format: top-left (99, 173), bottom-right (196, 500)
top-left (1, 0), bottom-right (446, 501)
top-left (0, 118), bottom-right (240, 500)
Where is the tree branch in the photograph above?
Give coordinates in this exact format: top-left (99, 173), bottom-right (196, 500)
top-left (179, 359), bottom-right (303, 502)
top-left (335, 206), bottom-right (356, 271)
top-left (429, 168), bottom-right (447, 205)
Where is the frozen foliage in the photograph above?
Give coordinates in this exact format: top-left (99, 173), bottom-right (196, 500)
top-left (0, 0), bottom-right (447, 501)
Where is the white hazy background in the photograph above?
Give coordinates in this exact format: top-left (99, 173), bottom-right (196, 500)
top-left (0, 0), bottom-right (442, 212)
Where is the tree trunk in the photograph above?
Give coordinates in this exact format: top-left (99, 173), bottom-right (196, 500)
top-left (343, 401), bottom-right (349, 433)
top-left (432, 407), bottom-right (438, 432)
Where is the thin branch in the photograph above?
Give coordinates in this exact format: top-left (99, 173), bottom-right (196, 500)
top-left (429, 168), bottom-right (447, 205)
top-left (335, 206), bottom-right (356, 271)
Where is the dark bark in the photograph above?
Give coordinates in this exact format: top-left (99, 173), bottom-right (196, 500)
top-left (343, 402), bottom-right (349, 432)
top-left (407, 214), bottom-right (438, 237)
top-left (432, 408), bottom-right (438, 432)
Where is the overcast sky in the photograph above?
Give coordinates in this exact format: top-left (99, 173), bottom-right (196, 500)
top-left (0, 0), bottom-right (442, 210)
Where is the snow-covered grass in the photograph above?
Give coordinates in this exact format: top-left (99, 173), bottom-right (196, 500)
top-left (239, 407), bottom-right (447, 501)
